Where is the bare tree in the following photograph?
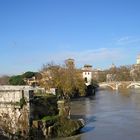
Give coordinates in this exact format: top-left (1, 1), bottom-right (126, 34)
top-left (39, 61), bottom-right (86, 98)
top-left (0, 75), bottom-right (10, 85)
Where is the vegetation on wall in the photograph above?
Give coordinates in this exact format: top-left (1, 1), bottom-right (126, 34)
top-left (13, 97), bottom-right (26, 108)
top-left (31, 95), bottom-right (58, 120)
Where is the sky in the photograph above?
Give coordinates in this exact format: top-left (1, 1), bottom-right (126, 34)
top-left (0, 0), bottom-right (140, 75)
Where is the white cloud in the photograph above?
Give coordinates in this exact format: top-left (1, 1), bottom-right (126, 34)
top-left (116, 36), bottom-right (140, 45)
top-left (1, 46), bottom-right (134, 75)
top-left (42, 47), bottom-right (127, 68)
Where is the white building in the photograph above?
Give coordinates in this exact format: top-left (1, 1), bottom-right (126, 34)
top-left (82, 65), bottom-right (93, 86)
top-left (133, 54), bottom-right (140, 71)
top-left (136, 54), bottom-right (140, 64)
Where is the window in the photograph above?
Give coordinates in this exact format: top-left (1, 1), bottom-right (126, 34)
top-left (85, 77), bottom-right (87, 83)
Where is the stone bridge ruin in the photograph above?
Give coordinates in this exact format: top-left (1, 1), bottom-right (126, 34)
top-left (0, 86), bottom-right (34, 138)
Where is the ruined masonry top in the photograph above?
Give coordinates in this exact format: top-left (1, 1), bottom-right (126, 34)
top-left (0, 86), bottom-right (34, 103)
top-left (0, 85), bottom-right (34, 91)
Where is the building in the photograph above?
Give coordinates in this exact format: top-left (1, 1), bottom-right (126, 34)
top-left (133, 54), bottom-right (140, 71)
top-left (82, 64), bottom-right (93, 86)
top-left (92, 68), bottom-right (103, 81)
top-left (136, 54), bottom-right (140, 64)
top-left (65, 58), bottom-right (75, 68)
top-left (24, 76), bottom-right (39, 86)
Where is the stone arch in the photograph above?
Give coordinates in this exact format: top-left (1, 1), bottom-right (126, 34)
top-left (99, 84), bottom-right (115, 90)
top-left (127, 83), bottom-right (140, 89)
top-left (116, 83), bottom-right (125, 89)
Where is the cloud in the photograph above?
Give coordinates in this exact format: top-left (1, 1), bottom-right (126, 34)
top-left (5, 37), bottom-right (137, 74)
top-left (116, 36), bottom-right (140, 45)
top-left (1, 46), bottom-right (134, 75)
top-left (42, 47), bottom-right (127, 68)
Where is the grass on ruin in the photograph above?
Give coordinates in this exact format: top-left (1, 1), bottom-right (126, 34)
top-left (34, 91), bottom-right (56, 97)
top-left (41, 115), bottom-right (59, 121)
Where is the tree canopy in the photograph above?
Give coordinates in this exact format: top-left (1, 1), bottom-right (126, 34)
top-left (39, 61), bottom-right (86, 98)
top-left (9, 71), bottom-right (40, 85)
top-left (9, 75), bottom-right (26, 85)
top-left (22, 71), bottom-right (36, 79)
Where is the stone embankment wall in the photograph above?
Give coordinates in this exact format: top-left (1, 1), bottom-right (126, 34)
top-left (0, 86), bottom-right (84, 139)
top-left (0, 86), bottom-right (34, 138)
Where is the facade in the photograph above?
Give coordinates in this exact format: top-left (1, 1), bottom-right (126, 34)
top-left (136, 54), bottom-right (140, 64)
top-left (133, 54), bottom-right (140, 71)
top-left (65, 58), bottom-right (75, 68)
top-left (24, 76), bottom-right (39, 86)
top-left (0, 86), bottom-right (34, 137)
top-left (82, 65), bottom-right (93, 86)
top-left (82, 64), bottom-right (103, 85)
top-left (92, 68), bottom-right (103, 81)
top-left (130, 54), bottom-right (140, 81)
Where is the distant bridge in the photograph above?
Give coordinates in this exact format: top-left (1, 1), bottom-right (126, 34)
top-left (99, 81), bottom-right (140, 90)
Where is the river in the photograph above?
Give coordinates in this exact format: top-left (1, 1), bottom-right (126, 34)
top-left (58, 89), bottom-right (140, 140)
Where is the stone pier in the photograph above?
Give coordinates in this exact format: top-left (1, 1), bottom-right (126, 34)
top-left (0, 86), bottom-right (34, 138)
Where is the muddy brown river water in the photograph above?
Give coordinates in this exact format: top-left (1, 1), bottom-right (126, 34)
top-left (57, 89), bottom-right (140, 140)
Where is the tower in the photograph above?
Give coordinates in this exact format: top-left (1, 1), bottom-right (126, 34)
top-left (136, 54), bottom-right (140, 65)
top-left (82, 64), bottom-right (93, 86)
top-left (65, 58), bottom-right (75, 68)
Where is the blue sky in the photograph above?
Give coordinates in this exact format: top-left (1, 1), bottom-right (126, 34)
top-left (0, 0), bottom-right (140, 75)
